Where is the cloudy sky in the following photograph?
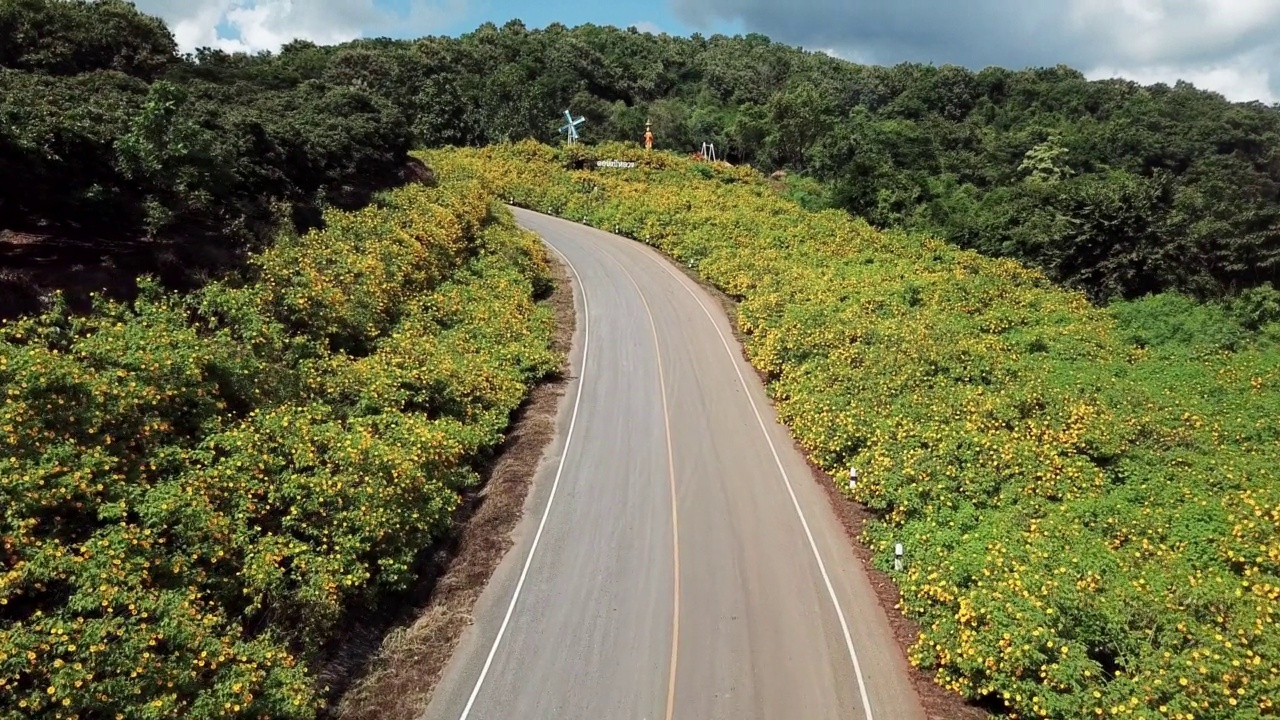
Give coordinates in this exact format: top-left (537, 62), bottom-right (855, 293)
top-left (133, 0), bottom-right (1280, 103)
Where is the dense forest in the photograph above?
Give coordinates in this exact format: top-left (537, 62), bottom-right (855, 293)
top-left (5, 0), bottom-right (1280, 312)
top-left (0, 0), bottom-right (413, 243)
top-left (0, 0), bottom-right (417, 316)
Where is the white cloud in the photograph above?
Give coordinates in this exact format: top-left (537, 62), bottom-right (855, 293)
top-left (148, 0), bottom-right (240, 51)
top-left (632, 20), bottom-right (664, 35)
top-left (670, 0), bottom-right (1280, 102)
top-left (814, 47), bottom-right (874, 65)
top-left (1086, 59), bottom-right (1279, 104)
top-left (134, 0), bottom-right (465, 54)
top-left (1065, 0), bottom-right (1280, 65)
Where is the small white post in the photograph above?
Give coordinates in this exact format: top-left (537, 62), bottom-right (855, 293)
top-left (894, 543), bottom-right (904, 572)
top-left (847, 467), bottom-right (858, 492)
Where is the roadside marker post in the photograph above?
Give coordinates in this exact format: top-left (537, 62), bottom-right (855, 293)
top-left (894, 543), bottom-right (904, 572)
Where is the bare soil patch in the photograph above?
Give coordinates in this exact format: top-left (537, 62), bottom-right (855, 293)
top-left (0, 228), bottom-right (243, 321)
top-left (332, 251), bottom-right (576, 720)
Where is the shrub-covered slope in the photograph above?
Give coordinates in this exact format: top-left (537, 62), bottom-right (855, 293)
top-left (431, 141), bottom-right (1280, 719)
top-left (0, 180), bottom-right (557, 719)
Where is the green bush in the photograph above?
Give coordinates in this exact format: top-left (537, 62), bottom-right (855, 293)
top-left (1109, 293), bottom-right (1248, 352)
top-left (1228, 283), bottom-right (1280, 332)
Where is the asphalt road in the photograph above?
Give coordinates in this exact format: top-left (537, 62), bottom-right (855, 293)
top-left (423, 209), bottom-right (927, 720)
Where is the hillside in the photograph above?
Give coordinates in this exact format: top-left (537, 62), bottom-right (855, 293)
top-left (430, 141), bottom-right (1280, 719)
top-left (147, 19), bottom-right (1280, 305)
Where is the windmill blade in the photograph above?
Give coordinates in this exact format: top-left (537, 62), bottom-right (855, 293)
top-left (559, 109), bottom-right (585, 144)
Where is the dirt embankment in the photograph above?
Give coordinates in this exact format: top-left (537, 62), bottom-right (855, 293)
top-left (0, 229), bottom-right (239, 321)
top-left (331, 251), bottom-right (576, 720)
top-left (0, 158), bottom-right (438, 323)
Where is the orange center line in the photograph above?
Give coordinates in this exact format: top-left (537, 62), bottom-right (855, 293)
top-left (603, 248), bottom-right (681, 720)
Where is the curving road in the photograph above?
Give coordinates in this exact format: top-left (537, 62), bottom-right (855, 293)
top-left (423, 209), bottom-right (927, 720)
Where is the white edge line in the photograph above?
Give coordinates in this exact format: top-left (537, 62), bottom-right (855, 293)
top-left (635, 242), bottom-right (878, 720)
top-left (456, 233), bottom-right (591, 720)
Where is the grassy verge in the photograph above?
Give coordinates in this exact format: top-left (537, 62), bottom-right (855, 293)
top-left (427, 141), bottom-right (1280, 720)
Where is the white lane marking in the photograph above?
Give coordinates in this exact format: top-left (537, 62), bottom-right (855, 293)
top-left (456, 235), bottom-right (591, 720)
top-left (629, 240), bottom-right (878, 720)
top-left (597, 251), bottom-right (683, 720)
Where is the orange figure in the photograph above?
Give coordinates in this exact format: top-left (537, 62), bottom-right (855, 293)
top-left (644, 120), bottom-right (653, 151)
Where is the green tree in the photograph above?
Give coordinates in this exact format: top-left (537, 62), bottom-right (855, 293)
top-left (764, 81), bottom-right (835, 170)
top-left (0, 0), bottom-right (177, 79)
top-left (1016, 170), bottom-right (1188, 300)
top-left (1020, 134), bottom-right (1074, 184)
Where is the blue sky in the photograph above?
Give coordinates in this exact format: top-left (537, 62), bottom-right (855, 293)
top-left (425, 0), bottom-right (727, 38)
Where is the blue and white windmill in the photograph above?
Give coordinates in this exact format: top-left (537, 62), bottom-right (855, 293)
top-left (559, 109), bottom-right (585, 145)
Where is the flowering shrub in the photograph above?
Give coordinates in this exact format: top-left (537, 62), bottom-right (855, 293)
top-left (427, 141), bottom-right (1280, 719)
top-left (0, 182), bottom-right (557, 718)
